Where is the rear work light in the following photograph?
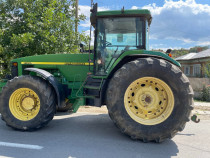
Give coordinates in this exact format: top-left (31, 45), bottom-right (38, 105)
top-left (12, 62), bottom-right (18, 67)
top-left (11, 62), bottom-right (18, 78)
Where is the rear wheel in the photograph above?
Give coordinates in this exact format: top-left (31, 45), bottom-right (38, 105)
top-left (124, 77), bottom-right (174, 126)
top-left (0, 75), bottom-right (56, 131)
top-left (106, 58), bottom-right (193, 142)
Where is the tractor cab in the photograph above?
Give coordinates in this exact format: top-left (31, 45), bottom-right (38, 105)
top-left (90, 4), bottom-right (152, 75)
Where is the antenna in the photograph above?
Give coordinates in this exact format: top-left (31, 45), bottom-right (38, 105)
top-left (121, 6), bottom-right (125, 13)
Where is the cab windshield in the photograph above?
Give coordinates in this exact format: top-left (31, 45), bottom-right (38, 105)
top-left (95, 17), bottom-right (146, 75)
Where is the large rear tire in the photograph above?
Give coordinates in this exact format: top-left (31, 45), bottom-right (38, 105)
top-left (0, 75), bottom-right (56, 131)
top-left (106, 58), bottom-right (193, 142)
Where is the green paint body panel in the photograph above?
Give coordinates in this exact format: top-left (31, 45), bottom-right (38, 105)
top-left (12, 53), bottom-right (94, 82)
top-left (72, 98), bottom-right (85, 113)
top-left (0, 80), bottom-right (7, 91)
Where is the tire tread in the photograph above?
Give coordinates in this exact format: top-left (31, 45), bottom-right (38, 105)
top-left (106, 58), bottom-right (193, 143)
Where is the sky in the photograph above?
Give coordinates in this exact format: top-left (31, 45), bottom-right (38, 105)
top-left (78, 0), bottom-right (210, 50)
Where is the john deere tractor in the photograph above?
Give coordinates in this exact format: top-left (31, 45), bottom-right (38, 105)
top-left (0, 4), bottom-right (193, 142)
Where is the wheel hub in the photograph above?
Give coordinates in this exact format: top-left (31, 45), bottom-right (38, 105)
top-left (144, 95), bottom-right (152, 104)
top-left (21, 97), bottom-right (35, 110)
top-left (124, 77), bottom-right (174, 125)
top-left (9, 88), bottom-right (40, 121)
top-left (140, 93), bottom-right (154, 106)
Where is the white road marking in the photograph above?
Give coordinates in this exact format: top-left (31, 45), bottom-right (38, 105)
top-left (0, 142), bottom-right (43, 150)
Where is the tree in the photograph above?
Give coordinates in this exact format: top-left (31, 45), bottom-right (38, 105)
top-left (0, 0), bottom-right (89, 77)
top-left (189, 46), bottom-right (209, 53)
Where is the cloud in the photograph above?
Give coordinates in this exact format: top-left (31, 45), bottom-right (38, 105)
top-left (197, 41), bottom-right (210, 46)
top-left (132, 0), bottom-right (210, 46)
top-left (131, 6), bottom-right (138, 9)
top-left (79, 5), bottom-right (109, 28)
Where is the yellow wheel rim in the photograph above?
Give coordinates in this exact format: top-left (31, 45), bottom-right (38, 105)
top-left (124, 77), bottom-right (174, 125)
top-left (9, 88), bottom-right (40, 121)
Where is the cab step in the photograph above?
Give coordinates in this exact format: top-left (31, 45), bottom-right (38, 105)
top-left (83, 76), bottom-right (105, 107)
top-left (83, 85), bottom-right (101, 90)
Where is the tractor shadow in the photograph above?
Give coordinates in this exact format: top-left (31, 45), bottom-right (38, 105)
top-left (0, 113), bottom-right (180, 158)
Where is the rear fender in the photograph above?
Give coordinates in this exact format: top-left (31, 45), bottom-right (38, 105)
top-left (108, 54), bottom-right (180, 79)
top-left (24, 68), bottom-right (66, 107)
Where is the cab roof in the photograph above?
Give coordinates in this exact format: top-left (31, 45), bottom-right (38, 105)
top-left (91, 8), bottom-right (152, 27)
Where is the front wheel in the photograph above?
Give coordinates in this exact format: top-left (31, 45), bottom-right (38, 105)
top-left (0, 75), bottom-right (56, 131)
top-left (106, 58), bottom-right (193, 142)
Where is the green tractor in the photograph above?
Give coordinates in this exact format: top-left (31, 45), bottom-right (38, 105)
top-left (0, 4), bottom-right (193, 142)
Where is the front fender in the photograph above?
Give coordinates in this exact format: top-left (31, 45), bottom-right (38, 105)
top-left (24, 68), bottom-right (66, 107)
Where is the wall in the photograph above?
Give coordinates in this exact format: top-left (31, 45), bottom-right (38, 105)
top-left (188, 77), bottom-right (210, 99)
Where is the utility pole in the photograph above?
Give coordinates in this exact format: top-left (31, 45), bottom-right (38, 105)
top-left (75, 0), bottom-right (79, 33)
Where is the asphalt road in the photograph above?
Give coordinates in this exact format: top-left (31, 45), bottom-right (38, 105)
top-left (0, 112), bottom-right (210, 158)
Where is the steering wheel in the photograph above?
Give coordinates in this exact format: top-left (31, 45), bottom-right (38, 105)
top-left (124, 45), bottom-right (130, 51)
top-left (105, 41), bottom-right (112, 46)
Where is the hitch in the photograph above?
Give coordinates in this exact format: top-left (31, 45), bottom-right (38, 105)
top-left (191, 114), bottom-right (200, 123)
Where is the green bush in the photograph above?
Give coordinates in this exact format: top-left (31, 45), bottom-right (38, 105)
top-left (201, 86), bottom-right (210, 102)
